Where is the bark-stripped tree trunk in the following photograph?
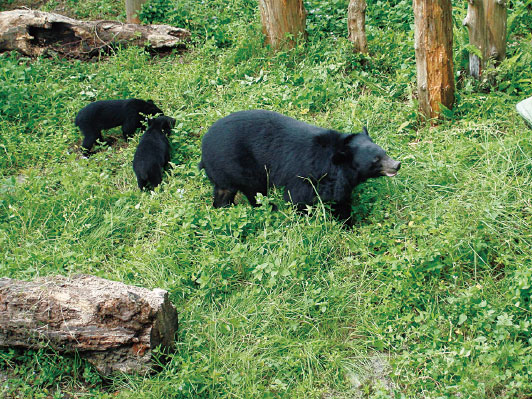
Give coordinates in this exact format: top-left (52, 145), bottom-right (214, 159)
top-left (0, 275), bottom-right (178, 376)
top-left (413, 0), bottom-right (455, 120)
top-left (125, 0), bottom-right (146, 24)
top-left (347, 0), bottom-right (368, 53)
top-left (258, 0), bottom-right (307, 49)
top-left (463, 0), bottom-right (507, 78)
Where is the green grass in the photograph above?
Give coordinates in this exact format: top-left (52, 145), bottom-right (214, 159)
top-left (1, 0), bottom-right (532, 397)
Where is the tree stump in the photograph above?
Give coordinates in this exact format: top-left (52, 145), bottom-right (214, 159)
top-left (413, 0), bottom-right (455, 120)
top-left (0, 274), bottom-right (178, 376)
top-left (258, 0), bottom-right (307, 49)
top-left (125, 0), bottom-right (147, 24)
top-left (348, 0), bottom-right (368, 54)
top-left (463, 0), bottom-right (507, 78)
top-left (0, 9), bottom-right (190, 60)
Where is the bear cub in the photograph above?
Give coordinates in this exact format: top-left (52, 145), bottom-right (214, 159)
top-left (133, 115), bottom-right (176, 191)
top-left (199, 109), bottom-right (400, 225)
top-left (75, 98), bottom-right (163, 154)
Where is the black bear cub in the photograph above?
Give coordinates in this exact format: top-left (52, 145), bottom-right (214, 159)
top-left (199, 110), bottom-right (400, 225)
top-left (75, 98), bottom-right (163, 154)
top-left (133, 115), bottom-right (176, 191)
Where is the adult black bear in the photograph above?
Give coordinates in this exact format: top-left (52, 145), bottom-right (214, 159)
top-left (75, 99), bottom-right (163, 154)
top-left (133, 116), bottom-right (176, 191)
top-left (199, 110), bottom-right (400, 225)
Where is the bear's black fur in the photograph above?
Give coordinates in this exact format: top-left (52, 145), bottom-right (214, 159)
top-left (133, 115), bottom-right (176, 191)
top-left (75, 98), bottom-right (163, 154)
top-left (199, 110), bottom-right (400, 224)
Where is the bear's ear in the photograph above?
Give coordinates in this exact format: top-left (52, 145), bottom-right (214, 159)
top-left (314, 131), bottom-right (336, 148)
top-left (332, 134), bottom-right (355, 164)
top-left (362, 126), bottom-right (369, 135)
top-left (344, 134), bottom-right (356, 143)
top-left (332, 150), bottom-right (351, 165)
top-left (147, 99), bottom-right (155, 104)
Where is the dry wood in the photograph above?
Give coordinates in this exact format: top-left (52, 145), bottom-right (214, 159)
top-left (258, 0), bottom-right (307, 49)
top-left (413, 0), bottom-right (455, 120)
top-left (463, 0), bottom-right (507, 78)
top-left (347, 0), bottom-right (368, 54)
top-left (0, 9), bottom-right (190, 60)
top-left (0, 274), bottom-right (178, 375)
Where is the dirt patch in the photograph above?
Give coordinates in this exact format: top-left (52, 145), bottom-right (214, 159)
top-left (323, 354), bottom-right (397, 399)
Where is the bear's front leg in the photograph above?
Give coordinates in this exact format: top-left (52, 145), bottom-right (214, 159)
top-left (332, 200), bottom-right (353, 228)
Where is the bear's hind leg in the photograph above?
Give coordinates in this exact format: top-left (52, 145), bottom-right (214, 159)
top-left (148, 169), bottom-right (163, 189)
top-left (213, 186), bottom-right (237, 208)
top-left (122, 119), bottom-right (141, 140)
top-left (243, 188), bottom-right (277, 210)
top-left (242, 189), bottom-right (259, 207)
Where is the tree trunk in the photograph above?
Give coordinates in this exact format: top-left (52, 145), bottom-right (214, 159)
top-left (463, 0), bottom-right (507, 78)
top-left (0, 275), bottom-right (178, 376)
top-left (125, 0), bottom-right (146, 24)
top-left (0, 9), bottom-right (190, 60)
top-left (413, 0), bottom-right (455, 120)
top-left (258, 0), bottom-right (307, 49)
top-left (347, 0), bottom-right (368, 54)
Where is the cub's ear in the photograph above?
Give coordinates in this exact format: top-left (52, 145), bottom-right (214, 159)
top-left (147, 99), bottom-right (155, 104)
top-left (362, 126), bottom-right (369, 135)
top-left (163, 117), bottom-right (176, 134)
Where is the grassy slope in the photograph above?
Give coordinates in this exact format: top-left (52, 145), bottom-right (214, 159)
top-left (1, 0), bottom-right (532, 398)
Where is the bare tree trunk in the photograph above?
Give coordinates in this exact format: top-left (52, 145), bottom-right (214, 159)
top-left (348, 0), bottom-right (368, 53)
top-left (125, 0), bottom-right (146, 24)
top-left (0, 9), bottom-right (190, 60)
top-left (463, 0), bottom-right (507, 78)
top-left (0, 275), bottom-right (178, 376)
top-left (413, 0), bottom-right (455, 120)
top-left (258, 0), bottom-right (307, 49)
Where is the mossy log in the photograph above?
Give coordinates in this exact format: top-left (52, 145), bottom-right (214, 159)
top-left (0, 274), bottom-right (178, 375)
top-left (0, 9), bottom-right (190, 59)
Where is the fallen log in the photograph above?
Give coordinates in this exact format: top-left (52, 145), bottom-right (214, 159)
top-left (0, 274), bottom-right (178, 375)
top-left (0, 9), bottom-right (190, 59)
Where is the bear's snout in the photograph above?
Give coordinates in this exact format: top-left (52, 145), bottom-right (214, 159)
top-left (381, 156), bottom-right (401, 177)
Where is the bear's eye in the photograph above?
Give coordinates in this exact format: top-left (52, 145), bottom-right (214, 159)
top-left (373, 156), bottom-right (381, 164)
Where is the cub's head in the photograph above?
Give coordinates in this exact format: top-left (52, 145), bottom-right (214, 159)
top-left (145, 99), bottom-right (164, 116)
top-left (148, 116), bottom-right (176, 136)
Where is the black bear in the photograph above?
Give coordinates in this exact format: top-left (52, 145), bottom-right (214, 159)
top-left (199, 110), bottom-right (400, 225)
top-left (75, 98), bottom-right (163, 154)
top-left (133, 115), bottom-right (176, 191)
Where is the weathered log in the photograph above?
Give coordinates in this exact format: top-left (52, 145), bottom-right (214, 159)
top-left (413, 0), bottom-right (455, 120)
top-left (0, 274), bottom-right (178, 376)
top-left (0, 9), bottom-right (190, 59)
top-left (347, 0), bottom-right (368, 54)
